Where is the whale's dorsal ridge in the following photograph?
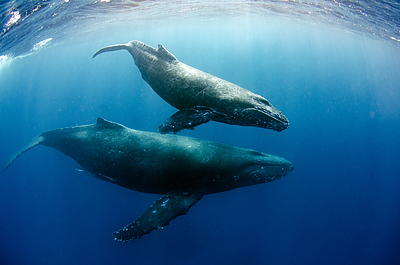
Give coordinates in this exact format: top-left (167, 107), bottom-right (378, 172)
top-left (157, 44), bottom-right (178, 62)
top-left (96, 117), bottom-right (125, 130)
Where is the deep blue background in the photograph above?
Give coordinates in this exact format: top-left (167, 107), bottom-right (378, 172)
top-left (1, 18), bottom-right (400, 264)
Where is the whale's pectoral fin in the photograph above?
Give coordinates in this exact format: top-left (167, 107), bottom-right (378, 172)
top-left (158, 107), bottom-right (215, 134)
top-left (112, 187), bottom-right (206, 243)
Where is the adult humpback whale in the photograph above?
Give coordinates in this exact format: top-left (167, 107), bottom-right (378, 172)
top-left (4, 118), bottom-right (293, 242)
top-left (93, 41), bottom-right (289, 134)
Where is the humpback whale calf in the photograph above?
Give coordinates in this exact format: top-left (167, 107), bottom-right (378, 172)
top-left (4, 118), bottom-right (293, 242)
top-left (93, 41), bottom-right (289, 134)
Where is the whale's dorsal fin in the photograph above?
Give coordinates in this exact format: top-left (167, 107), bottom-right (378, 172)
top-left (112, 186), bottom-right (206, 242)
top-left (96, 118), bottom-right (125, 130)
top-left (157, 44), bottom-right (178, 62)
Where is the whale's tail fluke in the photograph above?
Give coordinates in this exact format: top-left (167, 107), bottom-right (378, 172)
top-left (92, 44), bottom-right (130, 58)
top-left (3, 136), bottom-right (44, 170)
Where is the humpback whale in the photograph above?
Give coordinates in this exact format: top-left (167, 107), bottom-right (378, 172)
top-left (93, 41), bottom-right (289, 134)
top-left (4, 118), bottom-right (293, 242)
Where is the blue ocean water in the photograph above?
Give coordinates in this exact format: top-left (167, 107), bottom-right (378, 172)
top-left (1, 1), bottom-right (400, 264)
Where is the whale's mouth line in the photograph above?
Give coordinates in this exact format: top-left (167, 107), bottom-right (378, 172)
top-left (239, 161), bottom-right (294, 183)
top-left (240, 160), bottom-right (293, 171)
top-left (240, 108), bottom-right (289, 128)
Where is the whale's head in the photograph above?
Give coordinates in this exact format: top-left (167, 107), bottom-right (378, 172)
top-left (238, 151), bottom-right (293, 186)
top-left (238, 96), bottom-right (289, 132)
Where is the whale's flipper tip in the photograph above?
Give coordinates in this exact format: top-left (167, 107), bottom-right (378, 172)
top-left (112, 187), bottom-right (206, 243)
top-left (3, 136), bottom-right (44, 170)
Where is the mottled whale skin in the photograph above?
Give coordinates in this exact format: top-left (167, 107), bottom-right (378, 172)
top-left (4, 118), bottom-right (293, 243)
top-left (93, 41), bottom-right (289, 134)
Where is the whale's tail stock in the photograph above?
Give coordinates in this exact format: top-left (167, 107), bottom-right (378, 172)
top-left (3, 136), bottom-right (44, 170)
top-left (92, 44), bottom-right (130, 58)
